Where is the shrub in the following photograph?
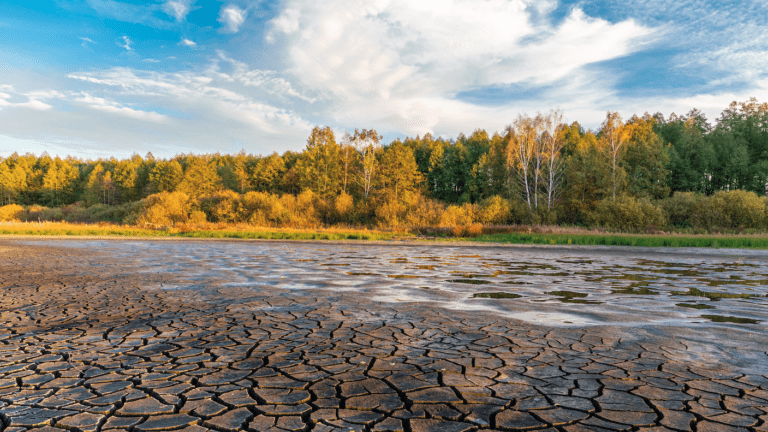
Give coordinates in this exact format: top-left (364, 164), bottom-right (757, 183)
top-left (189, 210), bottom-right (207, 224)
top-left (686, 190), bottom-right (767, 230)
top-left (508, 200), bottom-right (539, 225)
top-left (716, 190), bottom-right (766, 229)
top-left (660, 192), bottom-right (699, 228)
top-left (440, 203), bottom-right (476, 227)
top-left (199, 190), bottom-right (241, 223)
top-left (136, 192), bottom-right (190, 226)
top-left (405, 193), bottom-right (445, 227)
top-left (375, 198), bottom-right (407, 227)
top-left (477, 196), bottom-right (511, 224)
top-left (0, 204), bottom-right (24, 221)
top-left (588, 195), bottom-right (666, 232)
top-left (25, 205), bottom-right (49, 222)
top-left (333, 192), bottom-right (354, 223)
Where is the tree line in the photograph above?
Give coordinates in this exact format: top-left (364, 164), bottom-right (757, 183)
top-left (2, 98), bottom-right (768, 231)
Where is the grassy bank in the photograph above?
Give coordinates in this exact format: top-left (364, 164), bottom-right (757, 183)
top-left (468, 232), bottom-right (768, 249)
top-left (0, 222), bottom-right (401, 241)
top-left (4, 221), bottom-right (768, 249)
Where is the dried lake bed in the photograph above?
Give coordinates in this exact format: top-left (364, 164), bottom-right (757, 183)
top-left (0, 239), bottom-right (767, 431)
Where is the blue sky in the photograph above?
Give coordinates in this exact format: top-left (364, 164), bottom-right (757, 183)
top-left (1, 0), bottom-right (767, 159)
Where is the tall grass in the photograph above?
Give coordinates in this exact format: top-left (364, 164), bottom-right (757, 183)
top-left (0, 222), bottom-right (400, 241)
top-left (468, 232), bottom-right (768, 249)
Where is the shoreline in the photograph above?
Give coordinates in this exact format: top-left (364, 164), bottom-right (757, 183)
top-left (4, 234), bottom-right (768, 257)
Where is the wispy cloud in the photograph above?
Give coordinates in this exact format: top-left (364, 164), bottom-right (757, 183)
top-left (79, 37), bottom-right (96, 48)
top-left (179, 38), bottom-right (197, 48)
top-left (85, 0), bottom-right (174, 29)
top-left (120, 35), bottom-right (133, 51)
top-left (218, 5), bottom-right (246, 33)
top-left (162, 0), bottom-right (194, 21)
top-left (75, 93), bottom-right (166, 122)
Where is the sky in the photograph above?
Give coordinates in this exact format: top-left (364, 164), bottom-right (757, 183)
top-left (1, 0), bottom-right (767, 159)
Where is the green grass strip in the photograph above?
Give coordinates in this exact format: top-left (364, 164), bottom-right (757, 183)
top-left (468, 233), bottom-right (768, 249)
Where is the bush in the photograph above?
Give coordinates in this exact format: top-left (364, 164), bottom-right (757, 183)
top-left (664, 190), bottom-right (768, 231)
top-left (24, 205), bottom-right (49, 222)
top-left (405, 193), bottom-right (445, 227)
top-left (136, 192), bottom-right (191, 226)
top-left (440, 203), bottom-right (476, 227)
top-left (660, 192), bottom-right (699, 228)
top-left (0, 204), bottom-right (24, 221)
top-left (477, 196), bottom-right (511, 224)
top-left (188, 210), bottom-right (207, 224)
top-left (588, 195), bottom-right (666, 232)
top-left (333, 192), bottom-right (354, 223)
top-left (712, 190), bottom-right (766, 229)
top-left (199, 190), bottom-right (241, 223)
top-left (508, 200), bottom-right (539, 225)
top-left (375, 198), bottom-right (407, 227)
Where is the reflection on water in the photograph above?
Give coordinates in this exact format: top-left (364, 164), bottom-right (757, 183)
top-left (30, 240), bottom-right (768, 329)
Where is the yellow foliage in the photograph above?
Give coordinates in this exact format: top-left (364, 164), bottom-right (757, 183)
top-left (405, 193), bottom-right (445, 227)
top-left (189, 210), bottom-right (207, 224)
top-left (477, 196), bottom-right (511, 224)
top-left (0, 204), bottom-right (24, 221)
top-left (440, 203), bottom-right (476, 227)
top-left (137, 192), bottom-right (190, 226)
top-left (334, 192), bottom-right (354, 221)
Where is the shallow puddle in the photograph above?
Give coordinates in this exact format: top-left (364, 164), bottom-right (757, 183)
top-left (32, 240), bottom-right (768, 329)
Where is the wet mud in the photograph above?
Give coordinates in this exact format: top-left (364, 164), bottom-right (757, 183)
top-left (1, 239), bottom-right (767, 431)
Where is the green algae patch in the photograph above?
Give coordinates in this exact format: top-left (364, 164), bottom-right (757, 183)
top-left (472, 292), bottom-right (522, 299)
top-left (448, 279), bottom-right (493, 285)
top-left (676, 303), bottom-right (715, 310)
top-left (701, 315), bottom-right (759, 324)
top-left (547, 290), bottom-right (603, 304)
top-left (671, 287), bottom-right (754, 301)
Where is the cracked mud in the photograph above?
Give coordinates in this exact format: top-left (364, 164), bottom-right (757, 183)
top-left (1, 239), bottom-right (767, 431)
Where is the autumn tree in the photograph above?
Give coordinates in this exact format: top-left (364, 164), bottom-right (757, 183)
top-left (177, 156), bottom-right (221, 198)
top-left (378, 140), bottom-right (422, 202)
top-left (508, 114), bottom-right (539, 211)
top-left (84, 163), bottom-right (116, 205)
top-left (0, 160), bottom-right (28, 205)
top-left (295, 126), bottom-right (340, 197)
top-left (351, 129), bottom-right (381, 199)
top-left (599, 111), bottom-right (630, 199)
top-left (541, 109), bottom-right (565, 210)
top-left (149, 160), bottom-right (184, 193)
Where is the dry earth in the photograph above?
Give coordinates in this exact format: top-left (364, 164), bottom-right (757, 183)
top-left (1, 239), bottom-right (767, 432)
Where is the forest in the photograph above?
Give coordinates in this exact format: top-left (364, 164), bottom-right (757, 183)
top-left (1, 98), bottom-right (768, 234)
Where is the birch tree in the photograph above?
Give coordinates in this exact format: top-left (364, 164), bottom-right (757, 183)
top-left (351, 128), bottom-right (381, 199)
top-left (508, 115), bottom-right (540, 211)
top-left (600, 111), bottom-right (630, 199)
top-left (542, 109), bottom-right (565, 210)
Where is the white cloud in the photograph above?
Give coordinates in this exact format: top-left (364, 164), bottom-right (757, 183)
top-left (85, 0), bottom-right (174, 29)
top-left (179, 38), bottom-right (197, 48)
top-left (218, 5), bottom-right (246, 33)
top-left (265, 0), bottom-right (653, 137)
top-left (120, 35), bottom-right (133, 51)
top-left (80, 37), bottom-right (96, 48)
top-left (142, 58), bottom-right (161, 63)
top-left (75, 93), bottom-right (166, 122)
top-left (162, 0), bottom-right (194, 21)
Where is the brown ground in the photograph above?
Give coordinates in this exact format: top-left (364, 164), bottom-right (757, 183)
top-left (1, 240), bottom-right (767, 431)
